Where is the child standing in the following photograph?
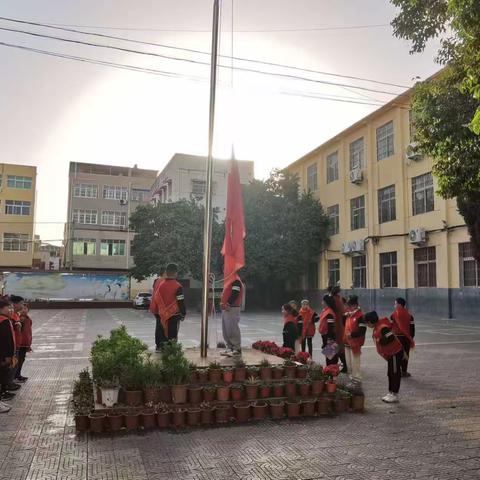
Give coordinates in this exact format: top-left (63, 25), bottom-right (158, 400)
top-left (15, 303), bottom-right (32, 382)
top-left (343, 296), bottom-right (366, 380)
top-left (319, 295), bottom-right (338, 366)
top-left (390, 297), bottom-right (415, 377)
top-left (0, 299), bottom-right (15, 412)
top-left (298, 299), bottom-right (319, 356)
top-left (282, 303), bottom-right (298, 351)
top-left (364, 311), bottom-right (404, 403)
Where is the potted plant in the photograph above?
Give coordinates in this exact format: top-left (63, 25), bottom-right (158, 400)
top-left (245, 376), bottom-right (260, 400)
top-left (188, 362), bottom-right (198, 383)
top-left (107, 409), bottom-right (124, 432)
top-left (297, 380), bottom-right (311, 398)
top-left (156, 403), bottom-right (170, 428)
top-left (203, 385), bottom-right (216, 402)
top-left (72, 368), bottom-right (94, 431)
top-left (259, 383), bottom-right (271, 399)
top-left (286, 398), bottom-right (301, 418)
top-left (188, 385), bottom-right (203, 404)
top-left (233, 402), bottom-right (251, 423)
top-left (246, 366), bottom-right (259, 379)
top-left (317, 396), bottom-right (332, 416)
top-left (88, 412), bottom-right (106, 433)
top-left (208, 361), bottom-right (223, 383)
top-left (216, 383), bottom-right (230, 402)
top-left (308, 364), bottom-right (326, 396)
top-left (268, 399), bottom-right (285, 419)
top-left (283, 358), bottom-right (296, 379)
top-left (200, 402), bottom-right (215, 425)
top-left (252, 400), bottom-right (268, 420)
top-left (323, 365), bottom-right (340, 394)
top-left (172, 407), bottom-right (187, 428)
top-left (158, 384), bottom-right (172, 403)
top-left (272, 382), bottom-right (285, 398)
top-left (161, 341), bottom-right (190, 404)
top-left (121, 366), bottom-right (144, 407)
top-left (295, 351), bottom-right (311, 366)
top-left (124, 408), bottom-right (140, 430)
top-left (233, 357), bottom-right (247, 382)
top-left (296, 364), bottom-right (308, 379)
top-left (301, 398), bottom-right (316, 417)
top-left (197, 368), bottom-right (209, 383)
top-left (142, 407), bottom-right (157, 429)
top-left (214, 403), bottom-right (230, 424)
top-left (284, 379), bottom-right (297, 398)
top-left (187, 407), bottom-right (202, 427)
top-left (259, 359), bottom-right (272, 381)
top-left (222, 367), bottom-right (234, 384)
top-left (231, 383), bottom-right (244, 401)
top-left (352, 392), bottom-right (365, 412)
top-left (142, 359), bottom-right (163, 404)
top-left (272, 366), bottom-right (284, 380)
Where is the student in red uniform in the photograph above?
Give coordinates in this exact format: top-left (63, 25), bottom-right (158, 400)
top-left (319, 295), bottom-right (338, 365)
top-left (153, 264), bottom-right (186, 349)
top-left (15, 303), bottom-right (32, 382)
top-left (343, 295), bottom-right (366, 380)
top-left (364, 311), bottom-right (404, 403)
top-left (6, 299), bottom-right (22, 392)
top-left (150, 267), bottom-right (166, 351)
top-left (329, 286), bottom-right (348, 373)
top-left (390, 297), bottom-right (415, 377)
top-left (298, 299), bottom-right (319, 356)
top-left (0, 299), bottom-right (16, 411)
top-left (282, 303), bottom-right (298, 351)
top-left (287, 300), bottom-right (301, 353)
top-left (220, 275), bottom-right (244, 357)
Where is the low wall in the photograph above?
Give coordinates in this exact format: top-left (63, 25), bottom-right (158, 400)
top-left (29, 301), bottom-right (132, 309)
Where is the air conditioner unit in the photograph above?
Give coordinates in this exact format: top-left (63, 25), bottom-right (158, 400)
top-left (409, 228), bottom-right (427, 245)
top-left (349, 168), bottom-right (363, 184)
top-left (340, 241), bottom-right (353, 255)
top-left (351, 239), bottom-right (366, 255)
top-left (405, 142), bottom-right (424, 162)
top-left (119, 199), bottom-right (128, 206)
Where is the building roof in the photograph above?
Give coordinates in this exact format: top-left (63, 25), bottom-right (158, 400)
top-left (69, 161), bottom-right (157, 178)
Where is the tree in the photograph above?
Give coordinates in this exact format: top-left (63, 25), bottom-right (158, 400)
top-left (391, 0), bottom-right (480, 259)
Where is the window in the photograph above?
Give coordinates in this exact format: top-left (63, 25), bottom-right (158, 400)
top-left (3, 233), bottom-right (29, 252)
top-left (327, 204), bottom-right (339, 235)
top-left (102, 185), bottom-right (128, 200)
top-left (412, 172), bottom-right (434, 215)
top-left (459, 242), bottom-right (480, 287)
top-left (307, 262), bottom-right (318, 289)
top-left (131, 188), bottom-right (150, 202)
top-left (328, 259), bottom-right (340, 287)
top-left (349, 137), bottom-right (364, 171)
top-left (73, 239), bottom-right (96, 256)
top-left (326, 152), bottom-right (339, 183)
top-left (350, 195), bottom-right (365, 230)
top-left (72, 209), bottom-right (97, 225)
top-left (380, 252), bottom-right (398, 288)
top-left (5, 200), bottom-right (31, 216)
top-left (191, 180), bottom-right (206, 196)
top-left (101, 211), bottom-right (127, 227)
top-left (378, 185), bottom-right (396, 223)
top-left (73, 183), bottom-right (98, 198)
top-left (307, 163), bottom-right (318, 191)
top-left (7, 175), bottom-right (32, 189)
top-left (100, 239), bottom-right (126, 256)
top-left (376, 120), bottom-right (394, 160)
top-left (414, 246), bottom-right (436, 287)
top-left (352, 255), bottom-right (367, 288)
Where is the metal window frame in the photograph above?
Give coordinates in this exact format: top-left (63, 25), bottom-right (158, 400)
top-left (326, 151), bottom-right (339, 183)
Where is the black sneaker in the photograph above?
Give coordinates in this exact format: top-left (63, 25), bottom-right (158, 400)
top-left (7, 383), bottom-right (21, 391)
top-left (401, 372), bottom-right (411, 378)
top-left (1, 392), bottom-right (16, 401)
top-left (16, 376), bottom-right (28, 382)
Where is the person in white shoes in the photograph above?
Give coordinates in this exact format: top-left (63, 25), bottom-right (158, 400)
top-left (364, 311), bottom-right (404, 404)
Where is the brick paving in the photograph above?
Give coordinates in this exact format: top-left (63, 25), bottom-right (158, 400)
top-left (0, 308), bottom-right (479, 480)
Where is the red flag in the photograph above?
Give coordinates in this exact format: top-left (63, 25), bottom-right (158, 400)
top-left (221, 156), bottom-right (246, 287)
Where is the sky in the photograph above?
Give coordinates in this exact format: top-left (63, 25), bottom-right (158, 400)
top-left (0, 0), bottom-right (441, 244)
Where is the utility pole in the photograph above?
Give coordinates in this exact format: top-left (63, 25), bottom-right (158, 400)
top-left (200, 0), bottom-right (221, 358)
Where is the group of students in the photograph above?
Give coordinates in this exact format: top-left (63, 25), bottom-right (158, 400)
top-left (282, 286), bottom-right (415, 403)
top-left (0, 295), bottom-right (32, 413)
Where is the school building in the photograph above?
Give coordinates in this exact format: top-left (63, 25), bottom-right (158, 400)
top-left (286, 88), bottom-right (479, 319)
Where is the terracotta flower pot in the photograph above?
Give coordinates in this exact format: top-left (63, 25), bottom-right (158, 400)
top-left (188, 369), bottom-right (198, 384)
top-left (88, 413), bottom-right (105, 433)
top-left (201, 407), bottom-right (214, 425)
top-left (172, 408), bottom-right (186, 428)
top-left (125, 390), bottom-right (143, 407)
top-left (245, 384), bottom-right (259, 401)
top-left (234, 367), bottom-right (246, 382)
top-left (222, 369), bottom-right (234, 384)
top-left (333, 398), bottom-right (346, 415)
top-left (317, 397), bottom-right (332, 416)
top-left (326, 381), bottom-right (337, 394)
top-left (231, 387), bottom-right (244, 401)
top-left (188, 386), bottom-right (203, 404)
top-left (285, 381), bottom-right (296, 398)
top-left (143, 387), bottom-right (160, 404)
top-left (259, 385), bottom-right (271, 399)
top-left (209, 369), bottom-right (222, 384)
top-left (216, 385), bottom-right (230, 402)
top-left (234, 402), bottom-right (251, 423)
top-left (272, 367), bottom-right (284, 380)
top-left (215, 404), bottom-right (230, 424)
top-left (187, 408), bottom-right (201, 427)
top-left (157, 410), bottom-right (170, 428)
top-left (284, 365), bottom-right (296, 379)
top-left (124, 412), bottom-right (140, 430)
top-left (108, 413), bottom-right (124, 432)
top-left (269, 401), bottom-right (285, 419)
top-left (75, 415), bottom-right (89, 432)
top-left (296, 367), bottom-right (308, 379)
top-left (311, 380), bottom-right (325, 396)
top-left (171, 385), bottom-right (188, 404)
top-left (203, 388), bottom-right (216, 402)
top-left (197, 369), bottom-right (209, 383)
top-left (142, 410), bottom-right (157, 429)
top-left (298, 382), bottom-right (310, 398)
top-left (260, 367), bottom-right (272, 381)
top-left (252, 401), bottom-right (268, 421)
top-left (301, 399), bottom-right (316, 417)
top-left (352, 394), bottom-right (365, 413)
top-left (272, 384), bottom-right (284, 397)
top-left (159, 386), bottom-right (172, 403)
top-left (286, 400), bottom-right (301, 418)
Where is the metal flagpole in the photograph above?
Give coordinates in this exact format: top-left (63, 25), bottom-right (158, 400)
top-left (200, 0), bottom-right (221, 358)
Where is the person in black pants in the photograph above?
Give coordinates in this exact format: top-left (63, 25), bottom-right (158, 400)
top-left (390, 297), bottom-right (415, 377)
top-left (282, 304), bottom-right (298, 351)
top-left (319, 295), bottom-right (339, 366)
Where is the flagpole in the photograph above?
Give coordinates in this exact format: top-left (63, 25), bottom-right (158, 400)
top-left (200, 0), bottom-right (221, 358)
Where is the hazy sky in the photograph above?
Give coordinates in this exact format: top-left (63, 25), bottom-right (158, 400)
top-left (0, 0), bottom-right (441, 244)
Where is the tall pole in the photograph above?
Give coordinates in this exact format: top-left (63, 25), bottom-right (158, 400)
top-left (200, 0), bottom-right (221, 358)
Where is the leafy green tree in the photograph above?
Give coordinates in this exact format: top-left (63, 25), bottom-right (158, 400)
top-left (391, 1), bottom-right (480, 259)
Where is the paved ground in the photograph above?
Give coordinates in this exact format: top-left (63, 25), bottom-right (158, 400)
top-left (1, 308), bottom-right (480, 480)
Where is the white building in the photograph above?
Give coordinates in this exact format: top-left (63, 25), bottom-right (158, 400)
top-left (150, 153), bottom-right (254, 219)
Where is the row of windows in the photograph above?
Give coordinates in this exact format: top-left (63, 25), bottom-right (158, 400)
top-left (325, 243), bottom-right (480, 289)
top-left (73, 183), bottom-right (149, 201)
top-left (0, 175), bottom-right (33, 190)
top-left (307, 120), bottom-right (396, 190)
top-left (2, 233), bottom-right (29, 252)
top-left (73, 239), bottom-right (126, 256)
top-left (326, 172), bottom-right (434, 234)
top-left (4, 200), bottom-right (31, 216)
top-left (72, 209), bottom-right (127, 227)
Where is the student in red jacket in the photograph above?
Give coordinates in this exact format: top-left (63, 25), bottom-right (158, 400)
top-left (15, 303), bottom-right (32, 382)
top-left (298, 299), bottom-right (319, 356)
top-left (343, 295), bottom-right (366, 380)
top-left (319, 295), bottom-right (338, 366)
top-left (364, 311), bottom-right (404, 403)
top-left (0, 298), bottom-right (16, 411)
top-left (282, 303), bottom-right (298, 351)
top-left (390, 297), bottom-right (415, 377)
